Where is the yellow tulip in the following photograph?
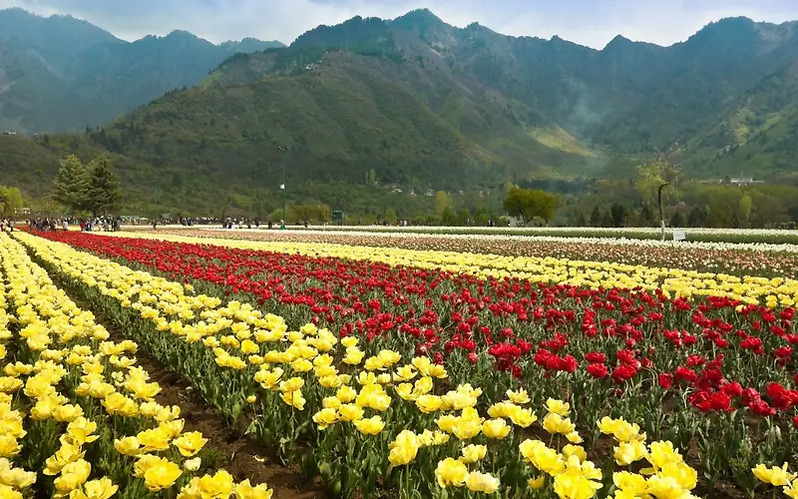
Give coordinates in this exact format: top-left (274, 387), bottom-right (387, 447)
top-left (82, 477), bottom-right (119, 499)
top-left (280, 390), bottom-right (306, 410)
top-left (312, 408), bottom-right (339, 429)
top-left (279, 377), bottom-right (304, 393)
top-left (465, 471), bottom-right (500, 494)
top-left (528, 476), bottom-right (545, 489)
top-left (388, 430), bottom-right (419, 466)
top-left (543, 413), bottom-right (575, 435)
top-left (482, 418), bottom-right (511, 439)
top-left (435, 458), bottom-right (468, 488)
top-left (546, 398), bottom-right (570, 416)
top-left (173, 432), bottom-right (208, 457)
top-left (44, 443), bottom-right (85, 475)
top-left (338, 404), bottom-right (364, 422)
top-left (519, 439), bottom-right (565, 476)
top-left (563, 444), bottom-right (587, 463)
top-left (53, 404), bottom-right (84, 423)
top-left (460, 444), bottom-right (487, 464)
top-left (54, 459), bottom-right (91, 492)
top-left (234, 479), bottom-right (274, 499)
top-left (0, 436), bottom-right (21, 458)
top-left (353, 415), bottom-right (385, 435)
top-left (613, 471), bottom-right (648, 495)
top-left (143, 460), bottom-right (182, 491)
top-left (614, 440), bottom-right (647, 466)
top-left (415, 395), bottom-right (442, 413)
top-left (506, 388), bottom-right (531, 404)
top-left (0, 466), bottom-right (36, 489)
top-left (64, 417), bottom-right (99, 446)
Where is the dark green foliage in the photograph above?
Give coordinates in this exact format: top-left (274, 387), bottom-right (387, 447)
top-left (52, 153), bottom-right (121, 215)
top-left (640, 204), bottom-right (655, 226)
top-left (0, 185), bottom-right (23, 216)
top-left (687, 205), bottom-right (709, 227)
top-left (82, 156), bottom-right (121, 216)
top-left (53, 154), bottom-right (88, 212)
top-left (589, 206), bottom-right (602, 227)
top-left (610, 203), bottom-right (628, 227)
top-left (502, 187), bottom-right (560, 225)
top-left (0, 135), bottom-right (60, 197)
top-left (600, 210), bottom-right (614, 228)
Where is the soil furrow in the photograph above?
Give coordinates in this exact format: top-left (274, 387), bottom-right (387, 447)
top-left (57, 274), bottom-right (327, 499)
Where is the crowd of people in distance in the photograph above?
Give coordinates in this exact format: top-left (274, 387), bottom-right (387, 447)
top-left (0, 219), bottom-right (15, 232)
top-left (176, 217), bottom-right (221, 226)
top-left (220, 218), bottom-right (274, 230)
top-left (28, 217), bottom-right (121, 232)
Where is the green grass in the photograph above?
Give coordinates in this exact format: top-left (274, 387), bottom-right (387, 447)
top-left (0, 135), bottom-right (60, 197)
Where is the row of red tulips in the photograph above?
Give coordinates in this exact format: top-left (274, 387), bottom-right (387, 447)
top-left (136, 227), bottom-right (798, 279)
top-left (37, 231), bottom-right (798, 417)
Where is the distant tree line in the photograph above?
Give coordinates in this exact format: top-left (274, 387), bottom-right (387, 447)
top-left (10, 142), bottom-right (798, 230)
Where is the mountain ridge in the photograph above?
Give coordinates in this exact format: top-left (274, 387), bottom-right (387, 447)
top-left (0, 8), bottom-right (284, 133)
top-left (2, 8), bottom-right (798, 218)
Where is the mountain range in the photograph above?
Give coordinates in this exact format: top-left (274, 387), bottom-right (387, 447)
top-left (1, 8), bottom-right (798, 215)
top-left (0, 8), bottom-right (283, 133)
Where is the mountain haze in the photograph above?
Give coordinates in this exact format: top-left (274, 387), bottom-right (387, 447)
top-left (0, 8), bottom-right (283, 133)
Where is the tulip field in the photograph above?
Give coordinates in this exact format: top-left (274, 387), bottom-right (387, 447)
top-left (3, 228), bottom-right (798, 498)
top-left (128, 227), bottom-right (798, 279)
top-left (0, 233), bottom-right (272, 498)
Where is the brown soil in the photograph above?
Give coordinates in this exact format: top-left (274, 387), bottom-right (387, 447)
top-left (72, 298), bottom-right (327, 498)
top-left (131, 349), bottom-right (327, 498)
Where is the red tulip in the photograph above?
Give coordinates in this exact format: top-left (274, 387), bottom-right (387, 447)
top-left (584, 352), bottom-right (607, 364)
top-left (586, 363), bottom-right (608, 379)
top-left (611, 365), bottom-right (638, 383)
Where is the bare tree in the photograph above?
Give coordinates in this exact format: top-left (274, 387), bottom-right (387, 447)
top-left (636, 149), bottom-right (683, 240)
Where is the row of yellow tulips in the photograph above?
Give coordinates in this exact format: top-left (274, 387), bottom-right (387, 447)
top-left (0, 233), bottom-right (273, 498)
top-left (0, 250), bottom-right (37, 499)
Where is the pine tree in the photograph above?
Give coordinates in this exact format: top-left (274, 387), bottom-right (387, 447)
top-left (640, 203), bottom-right (655, 226)
top-left (53, 154), bottom-right (88, 213)
top-left (83, 156), bottom-right (121, 216)
top-left (589, 206), bottom-right (601, 227)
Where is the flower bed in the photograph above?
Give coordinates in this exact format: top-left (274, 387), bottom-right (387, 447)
top-left (19, 230), bottom-right (798, 497)
top-left (126, 227), bottom-right (798, 279)
top-left (0, 233), bottom-right (273, 498)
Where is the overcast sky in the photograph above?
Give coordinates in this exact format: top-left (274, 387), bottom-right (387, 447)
top-left (3, 0), bottom-right (798, 48)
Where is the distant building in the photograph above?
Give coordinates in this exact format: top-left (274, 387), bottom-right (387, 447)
top-left (729, 176), bottom-right (763, 186)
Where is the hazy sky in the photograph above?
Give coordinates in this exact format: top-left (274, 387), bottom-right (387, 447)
top-left (3, 0), bottom-right (798, 48)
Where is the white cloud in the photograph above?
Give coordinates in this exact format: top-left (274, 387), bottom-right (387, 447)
top-left (2, 0), bottom-right (797, 47)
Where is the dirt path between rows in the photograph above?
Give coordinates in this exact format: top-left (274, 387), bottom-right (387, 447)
top-left (69, 298), bottom-right (327, 498)
top-left (126, 344), bottom-right (326, 499)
